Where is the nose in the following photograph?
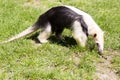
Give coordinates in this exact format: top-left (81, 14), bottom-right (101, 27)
top-left (98, 49), bottom-right (103, 55)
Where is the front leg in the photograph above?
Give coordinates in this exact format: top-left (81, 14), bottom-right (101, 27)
top-left (73, 32), bottom-right (87, 47)
top-left (72, 21), bottom-right (87, 47)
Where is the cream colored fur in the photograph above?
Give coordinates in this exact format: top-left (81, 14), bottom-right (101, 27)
top-left (72, 21), bottom-right (87, 47)
top-left (37, 23), bottom-right (52, 43)
top-left (66, 5), bottom-right (104, 53)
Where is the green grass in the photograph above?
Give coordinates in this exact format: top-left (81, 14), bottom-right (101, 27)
top-left (0, 0), bottom-right (120, 80)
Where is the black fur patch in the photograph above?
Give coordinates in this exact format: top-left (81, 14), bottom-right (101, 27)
top-left (35, 6), bottom-right (88, 36)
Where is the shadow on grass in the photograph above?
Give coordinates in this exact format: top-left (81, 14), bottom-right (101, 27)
top-left (27, 32), bottom-right (76, 47)
top-left (49, 36), bottom-right (77, 47)
top-left (27, 32), bottom-right (96, 51)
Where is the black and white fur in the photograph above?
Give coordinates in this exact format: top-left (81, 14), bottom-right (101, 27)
top-left (2, 5), bottom-right (104, 54)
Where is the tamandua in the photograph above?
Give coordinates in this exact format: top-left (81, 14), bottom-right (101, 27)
top-left (2, 5), bottom-right (104, 54)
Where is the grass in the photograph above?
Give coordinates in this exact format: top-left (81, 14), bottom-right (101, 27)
top-left (0, 0), bottom-right (120, 80)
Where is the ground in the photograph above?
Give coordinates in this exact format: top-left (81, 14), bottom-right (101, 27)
top-left (0, 0), bottom-right (120, 80)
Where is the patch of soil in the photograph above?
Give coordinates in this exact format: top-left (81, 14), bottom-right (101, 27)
top-left (24, 0), bottom-right (40, 7)
top-left (94, 50), bottom-right (120, 80)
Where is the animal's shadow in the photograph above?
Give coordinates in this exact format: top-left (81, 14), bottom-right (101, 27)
top-left (27, 32), bottom-right (96, 51)
top-left (49, 36), bottom-right (77, 47)
top-left (27, 32), bottom-right (77, 47)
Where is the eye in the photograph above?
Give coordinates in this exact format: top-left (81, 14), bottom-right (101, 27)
top-left (94, 34), bottom-right (97, 38)
top-left (96, 43), bottom-right (99, 46)
top-left (96, 43), bottom-right (100, 47)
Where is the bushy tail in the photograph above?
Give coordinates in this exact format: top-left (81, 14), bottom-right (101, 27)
top-left (1, 24), bottom-right (39, 43)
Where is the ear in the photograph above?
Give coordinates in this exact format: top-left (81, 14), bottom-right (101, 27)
top-left (94, 33), bottom-right (97, 38)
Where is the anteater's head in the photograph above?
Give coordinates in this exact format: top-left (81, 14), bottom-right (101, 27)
top-left (93, 31), bottom-right (104, 54)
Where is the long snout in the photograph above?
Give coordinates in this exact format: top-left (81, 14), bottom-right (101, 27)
top-left (98, 48), bottom-right (103, 55)
top-left (97, 43), bottom-right (103, 55)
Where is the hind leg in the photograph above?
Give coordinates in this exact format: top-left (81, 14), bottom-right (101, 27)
top-left (37, 23), bottom-right (52, 43)
top-left (72, 21), bottom-right (87, 47)
top-left (55, 29), bottom-right (64, 40)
